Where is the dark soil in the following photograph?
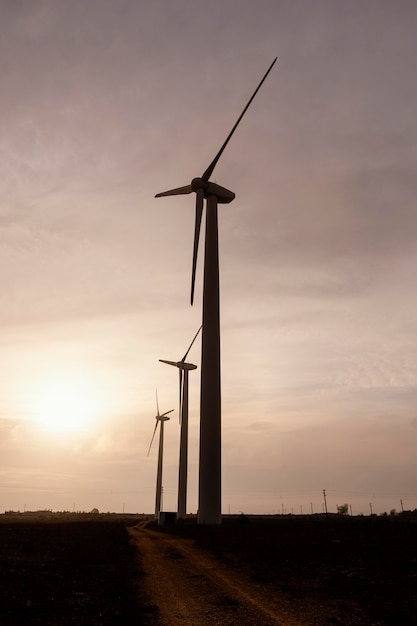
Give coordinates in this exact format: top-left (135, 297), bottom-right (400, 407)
top-left (1, 513), bottom-right (416, 625)
top-left (0, 516), bottom-right (151, 625)
top-left (158, 513), bottom-right (417, 625)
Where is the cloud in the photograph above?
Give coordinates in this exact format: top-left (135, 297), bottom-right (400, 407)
top-left (0, 0), bottom-right (417, 514)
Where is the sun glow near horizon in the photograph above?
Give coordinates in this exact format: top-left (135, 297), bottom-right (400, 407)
top-left (29, 371), bottom-right (104, 434)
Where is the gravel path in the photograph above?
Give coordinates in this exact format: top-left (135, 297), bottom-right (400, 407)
top-left (129, 522), bottom-right (305, 626)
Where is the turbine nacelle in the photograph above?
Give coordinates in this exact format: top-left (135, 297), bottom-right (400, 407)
top-left (159, 359), bottom-right (197, 371)
top-left (155, 413), bottom-right (171, 422)
top-left (191, 178), bottom-right (235, 204)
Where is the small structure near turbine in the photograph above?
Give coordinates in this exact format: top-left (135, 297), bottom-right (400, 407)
top-left (159, 325), bottom-right (201, 520)
top-left (147, 391), bottom-right (174, 520)
top-left (156, 58), bottom-right (277, 524)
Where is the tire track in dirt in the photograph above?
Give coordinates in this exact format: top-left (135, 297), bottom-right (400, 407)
top-left (129, 524), bottom-right (306, 626)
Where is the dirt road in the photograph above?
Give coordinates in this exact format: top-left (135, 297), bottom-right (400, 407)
top-left (129, 523), bottom-right (306, 626)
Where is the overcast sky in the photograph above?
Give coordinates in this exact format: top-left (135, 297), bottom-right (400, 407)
top-left (1, 0), bottom-right (416, 515)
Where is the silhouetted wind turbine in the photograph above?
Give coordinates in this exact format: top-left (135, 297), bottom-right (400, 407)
top-left (159, 325), bottom-right (202, 520)
top-left (147, 390), bottom-right (174, 520)
top-left (156, 58), bottom-right (277, 524)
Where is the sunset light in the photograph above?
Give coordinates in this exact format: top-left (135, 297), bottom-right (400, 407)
top-left (1, 3), bottom-right (416, 621)
top-left (1, 1), bottom-right (416, 521)
top-left (30, 373), bottom-right (102, 434)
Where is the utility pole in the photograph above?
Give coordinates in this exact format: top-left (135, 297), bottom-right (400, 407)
top-left (323, 489), bottom-right (328, 517)
top-left (369, 502), bottom-right (373, 515)
top-left (349, 504), bottom-right (353, 516)
top-left (400, 499), bottom-right (404, 512)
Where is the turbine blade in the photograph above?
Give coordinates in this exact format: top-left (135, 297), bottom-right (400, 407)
top-left (159, 359), bottom-right (178, 367)
top-left (191, 189), bottom-right (204, 305)
top-left (155, 184), bottom-right (192, 198)
top-left (155, 389), bottom-right (160, 416)
top-left (161, 409), bottom-right (174, 417)
top-left (201, 57), bottom-right (277, 183)
top-left (179, 369), bottom-right (183, 424)
top-left (182, 324), bottom-right (202, 362)
top-left (147, 421), bottom-right (159, 456)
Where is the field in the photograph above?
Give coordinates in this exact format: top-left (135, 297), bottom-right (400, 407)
top-left (168, 513), bottom-right (417, 625)
top-left (0, 514), bottom-right (150, 625)
top-left (1, 512), bottom-right (416, 625)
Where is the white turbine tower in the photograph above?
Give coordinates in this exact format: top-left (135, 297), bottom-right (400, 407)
top-left (156, 58), bottom-right (277, 524)
top-left (159, 325), bottom-right (202, 520)
top-left (147, 391), bottom-right (174, 520)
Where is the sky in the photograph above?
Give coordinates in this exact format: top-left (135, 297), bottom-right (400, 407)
top-left (1, 0), bottom-right (416, 516)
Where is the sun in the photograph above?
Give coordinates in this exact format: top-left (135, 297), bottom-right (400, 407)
top-left (30, 373), bottom-right (101, 434)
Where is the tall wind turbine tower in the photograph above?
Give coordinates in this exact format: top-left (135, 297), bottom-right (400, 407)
top-left (147, 391), bottom-right (174, 520)
top-left (156, 58), bottom-right (277, 524)
top-left (160, 326), bottom-right (201, 520)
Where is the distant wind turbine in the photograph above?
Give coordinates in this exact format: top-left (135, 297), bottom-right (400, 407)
top-left (156, 58), bottom-right (277, 524)
top-left (159, 325), bottom-right (202, 520)
top-left (147, 390), bottom-right (174, 520)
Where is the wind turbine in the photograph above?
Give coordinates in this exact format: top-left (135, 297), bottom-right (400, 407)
top-left (147, 390), bottom-right (174, 520)
top-left (156, 58), bottom-right (277, 524)
top-left (159, 325), bottom-right (202, 520)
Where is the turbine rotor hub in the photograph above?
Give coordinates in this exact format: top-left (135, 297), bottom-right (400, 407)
top-left (191, 177), bottom-right (207, 192)
top-left (191, 177), bottom-right (235, 203)
top-left (179, 362), bottom-right (198, 370)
